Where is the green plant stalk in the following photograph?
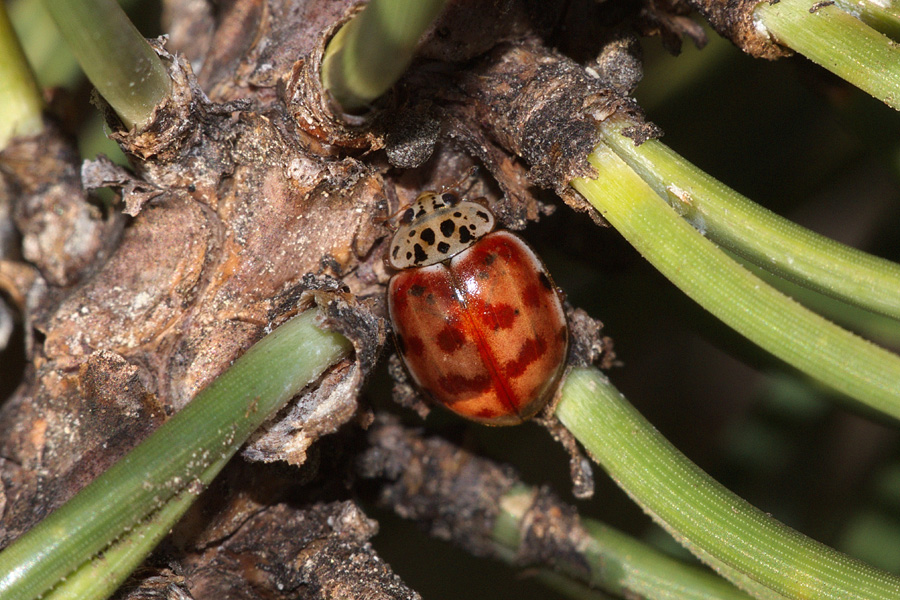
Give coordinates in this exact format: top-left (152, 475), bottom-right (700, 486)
top-left (754, 0), bottom-right (900, 110)
top-left (732, 251), bottom-right (900, 349)
top-left (571, 143), bottom-right (900, 419)
top-left (494, 485), bottom-right (754, 600)
top-left (0, 1), bottom-right (43, 149)
top-left (321, 0), bottom-right (447, 113)
top-left (0, 308), bottom-right (352, 600)
top-left (10, 0), bottom-right (143, 89)
top-left (832, 0), bottom-right (900, 41)
top-left (41, 457), bottom-right (226, 600)
top-left (599, 119), bottom-right (900, 320)
top-left (8, 0), bottom-right (76, 88)
top-left (557, 367), bottom-right (900, 599)
top-left (41, 0), bottom-right (171, 129)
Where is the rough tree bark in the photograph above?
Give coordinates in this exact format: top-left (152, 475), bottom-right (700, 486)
top-left (0, 0), bottom-right (692, 596)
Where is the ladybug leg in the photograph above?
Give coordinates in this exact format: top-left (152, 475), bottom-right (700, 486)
top-left (534, 412), bottom-right (595, 500)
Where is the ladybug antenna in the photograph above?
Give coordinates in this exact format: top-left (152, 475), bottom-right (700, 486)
top-left (377, 203), bottom-right (415, 228)
top-left (441, 165), bottom-right (479, 197)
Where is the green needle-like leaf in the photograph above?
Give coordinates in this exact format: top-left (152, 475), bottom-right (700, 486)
top-left (494, 485), bottom-right (754, 600)
top-left (558, 367), bottom-right (900, 600)
top-left (0, 1), bottom-right (42, 149)
top-left (754, 0), bottom-right (900, 110)
top-left (571, 143), bottom-right (900, 420)
top-left (321, 0), bottom-right (447, 113)
top-left (41, 0), bottom-right (172, 128)
top-left (41, 458), bottom-right (224, 600)
top-left (0, 309), bottom-right (352, 600)
top-left (599, 119), bottom-right (900, 321)
top-left (833, 0), bottom-right (900, 40)
top-left (9, 0), bottom-right (144, 89)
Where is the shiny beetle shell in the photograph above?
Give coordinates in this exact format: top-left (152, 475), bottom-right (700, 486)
top-left (387, 191), bottom-right (568, 426)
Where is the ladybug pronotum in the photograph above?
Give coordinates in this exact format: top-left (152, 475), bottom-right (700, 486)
top-left (387, 190), bottom-right (569, 425)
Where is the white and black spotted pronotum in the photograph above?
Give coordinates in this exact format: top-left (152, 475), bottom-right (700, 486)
top-left (387, 192), bottom-right (496, 269)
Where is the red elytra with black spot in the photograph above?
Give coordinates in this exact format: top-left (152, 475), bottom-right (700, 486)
top-left (387, 191), bottom-right (568, 425)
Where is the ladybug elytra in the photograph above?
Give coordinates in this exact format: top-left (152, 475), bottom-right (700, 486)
top-left (387, 190), bottom-right (569, 425)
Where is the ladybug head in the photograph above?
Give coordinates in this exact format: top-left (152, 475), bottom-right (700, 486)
top-left (440, 192), bottom-right (460, 207)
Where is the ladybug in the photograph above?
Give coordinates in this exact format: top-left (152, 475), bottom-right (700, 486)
top-left (387, 190), bottom-right (569, 425)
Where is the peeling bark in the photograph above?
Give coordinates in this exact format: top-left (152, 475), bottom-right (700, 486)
top-left (1, 124), bottom-right (120, 288)
top-left (684, 0), bottom-right (793, 59)
top-left (358, 416), bottom-right (594, 579)
top-left (118, 498), bottom-right (419, 600)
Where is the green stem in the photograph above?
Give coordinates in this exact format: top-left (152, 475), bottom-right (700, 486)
top-left (754, 0), bottom-right (900, 110)
top-left (557, 367), bottom-right (900, 600)
top-left (9, 0), bottom-right (143, 89)
top-left (0, 0), bottom-right (43, 149)
top-left (832, 0), bottom-right (900, 41)
top-left (0, 309), bottom-right (352, 600)
top-left (321, 0), bottom-right (448, 113)
top-left (41, 457), bottom-right (225, 600)
top-left (41, 0), bottom-right (171, 129)
top-left (734, 252), bottom-right (900, 349)
top-left (8, 0), bottom-right (76, 88)
top-left (494, 485), bottom-right (754, 600)
top-left (599, 119), bottom-right (900, 321)
top-left (571, 143), bottom-right (900, 419)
